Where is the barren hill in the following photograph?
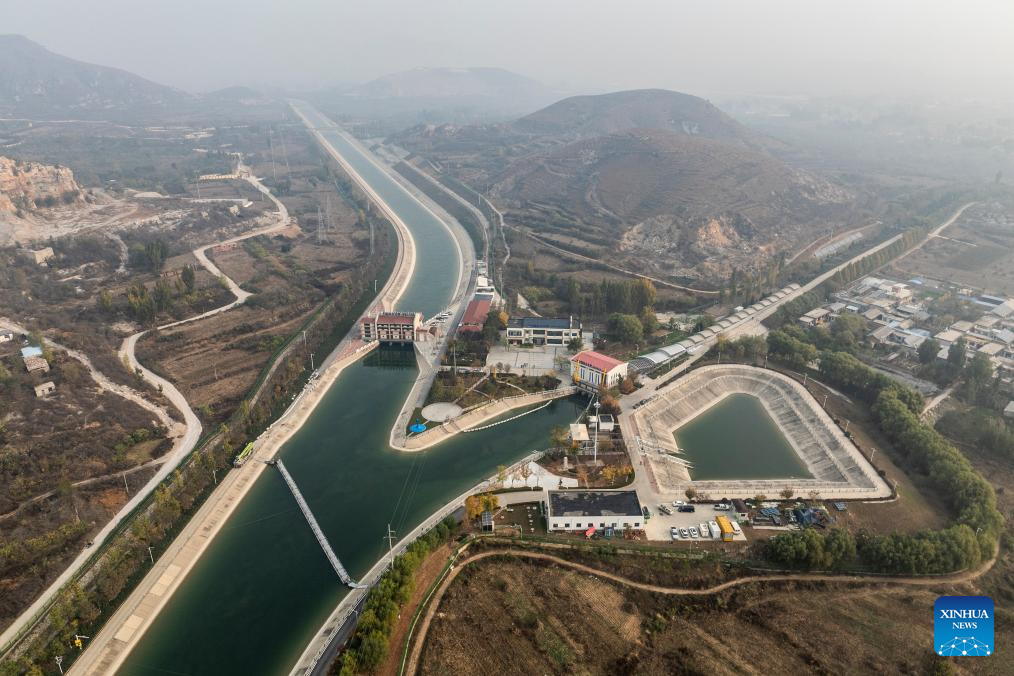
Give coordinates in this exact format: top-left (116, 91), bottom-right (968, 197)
top-left (0, 35), bottom-right (188, 118)
top-left (513, 89), bottom-right (761, 147)
top-left (396, 89), bottom-right (857, 281)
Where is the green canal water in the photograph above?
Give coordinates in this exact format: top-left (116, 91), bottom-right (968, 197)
top-left (119, 105), bottom-right (579, 675)
top-left (674, 394), bottom-right (811, 480)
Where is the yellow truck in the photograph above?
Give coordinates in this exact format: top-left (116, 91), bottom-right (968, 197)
top-left (716, 515), bottom-right (735, 542)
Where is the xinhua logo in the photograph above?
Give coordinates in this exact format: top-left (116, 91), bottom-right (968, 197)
top-left (934, 596), bottom-right (993, 656)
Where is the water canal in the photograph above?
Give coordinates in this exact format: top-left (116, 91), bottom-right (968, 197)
top-left (674, 394), bottom-right (811, 481)
top-left (119, 105), bottom-right (580, 674)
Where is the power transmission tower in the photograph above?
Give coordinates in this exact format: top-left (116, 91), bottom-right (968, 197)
top-left (277, 127), bottom-right (292, 175)
top-left (268, 132), bottom-right (277, 182)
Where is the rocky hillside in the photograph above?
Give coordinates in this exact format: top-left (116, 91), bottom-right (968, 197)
top-left (396, 89), bottom-right (858, 281)
top-left (0, 35), bottom-right (188, 118)
top-left (0, 156), bottom-right (82, 216)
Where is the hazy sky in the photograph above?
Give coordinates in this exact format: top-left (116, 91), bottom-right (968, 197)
top-left (6, 0), bottom-right (1014, 102)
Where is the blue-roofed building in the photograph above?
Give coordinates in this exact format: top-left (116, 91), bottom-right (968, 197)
top-left (505, 316), bottom-right (581, 346)
top-left (21, 346), bottom-right (43, 359)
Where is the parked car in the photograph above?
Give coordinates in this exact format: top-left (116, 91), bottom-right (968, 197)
top-left (672, 500), bottom-right (686, 507)
top-left (689, 527), bottom-right (700, 538)
top-left (670, 526), bottom-right (680, 540)
top-left (679, 528), bottom-right (690, 538)
top-left (678, 505), bottom-right (696, 513)
top-left (699, 522), bottom-right (710, 537)
top-left (658, 504), bottom-right (673, 515)
top-left (642, 506), bottom-right (651, 520)
top-left (713, 503), bottom-right (730, 511)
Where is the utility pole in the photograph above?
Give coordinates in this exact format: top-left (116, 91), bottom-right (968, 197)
top-left (843, 419), bottom-right (850, 434)
top-left (122, 472), bottom-right (129, 496)
top-left (148, 546), bottom-right (155, 565)
top-left (823, 393), bottom-right (829, 408)
top-left (386, 524), bottom-right (396, 560)
top-left (310, 353), bottom-right (315, 371)
top-left (593, 401), bottom-right (601, 464)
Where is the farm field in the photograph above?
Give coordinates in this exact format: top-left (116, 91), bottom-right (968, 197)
top-left (893, 200), bottom-right (1014, 294)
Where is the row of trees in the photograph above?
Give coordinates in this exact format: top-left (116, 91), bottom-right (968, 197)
top-left (336, 516), bottom-right (458, 675)
top-left (817, 350), bottom-right (924, 412)
top-left (515, 263), bottom-right (659, 319)
top-left (936, 410), bottom-right (1014, 461)
top-left (764, 330), bottom-right (1001, 574)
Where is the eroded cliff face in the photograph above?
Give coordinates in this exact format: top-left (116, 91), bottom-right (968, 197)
top-left (0, 156), bottom-right (81, 215)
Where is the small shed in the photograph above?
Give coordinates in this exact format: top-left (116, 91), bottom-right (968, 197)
top-left (732, 499), bottom-right (749, 521)
top-left (480, 510), bottom-right (495, 532)
top-left (34, 381), bottom-right (56, 398)
top-left (568, 424), bottom-right (589, 443)
top-left (24, 356), bottom-right (49, 374)
top-left (595, 414), bottom-right (616, 433)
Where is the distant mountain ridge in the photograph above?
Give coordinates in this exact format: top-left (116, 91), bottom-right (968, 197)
top-left (315, 67), bottom-right (562, 124)
top-left (0, 35), bottom-right (189, 118)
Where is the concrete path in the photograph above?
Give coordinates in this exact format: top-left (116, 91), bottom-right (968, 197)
top-left (395, 387), bottom-right (577, 452)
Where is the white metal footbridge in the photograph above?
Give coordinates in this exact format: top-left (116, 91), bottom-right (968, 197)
top-left (270, 459), bottom-right (366, 589)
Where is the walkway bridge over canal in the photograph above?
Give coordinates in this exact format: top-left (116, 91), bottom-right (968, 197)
top-left (270, 459), bottom-right (366, 589)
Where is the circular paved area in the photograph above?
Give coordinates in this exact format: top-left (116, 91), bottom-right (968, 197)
top-left (421, 402), bottom-right (463, 422)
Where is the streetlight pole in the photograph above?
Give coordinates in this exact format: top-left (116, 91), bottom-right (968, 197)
top-left (148, 546), bottom-right (155, 565)
top-left (310, 352), bottom-right (315, 371)
top-left (823, 393), bottom-right (828, 408)
top-left (843, 419), bottom-right (850, 434)
top-left (593, 401), bottom-right (601, 464)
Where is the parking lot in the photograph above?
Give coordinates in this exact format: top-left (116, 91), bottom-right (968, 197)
top-left (643, 502), bottom-right (748, 542)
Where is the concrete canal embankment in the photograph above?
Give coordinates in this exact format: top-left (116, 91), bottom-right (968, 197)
top-left (395, 386), bottom-right (579, 452)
